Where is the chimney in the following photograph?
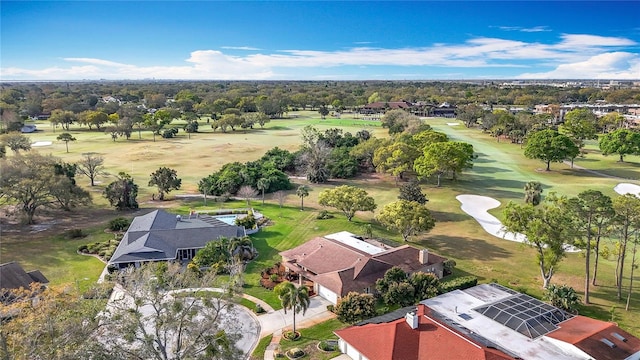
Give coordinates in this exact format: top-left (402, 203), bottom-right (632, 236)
top-left (405, 311), bottom-right (419, 330)
top-left (419, 249), bottom-right (429, 264)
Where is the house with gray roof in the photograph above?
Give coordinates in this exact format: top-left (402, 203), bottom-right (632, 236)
top-left (0, 262), bottom-right (49, 304)
top-left (108, 209), bottom-right (245, 270)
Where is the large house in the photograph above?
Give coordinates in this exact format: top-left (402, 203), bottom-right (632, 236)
top-left (336, 283), bottom-right (640, 360)
top-left (422, 283), bottom-right (640, 360)
top-left (335, 304), bottom-right (515, 360)
top-left (279, 231), bottom-right (447, 305)
top-left (108, 209), bottom-right (245, 270)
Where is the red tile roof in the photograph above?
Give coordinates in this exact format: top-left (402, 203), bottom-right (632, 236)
top-left (547, 316), bottom-right (640, 360)
top-left (335, 305), bottom-right (514, 360)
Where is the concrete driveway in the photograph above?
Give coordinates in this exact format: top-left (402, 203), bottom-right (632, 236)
top-left (257, 296), bottom-right (334, 337)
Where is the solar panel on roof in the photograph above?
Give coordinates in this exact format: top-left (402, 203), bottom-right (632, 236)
top-left (472, 291), bottom-right (574, 339)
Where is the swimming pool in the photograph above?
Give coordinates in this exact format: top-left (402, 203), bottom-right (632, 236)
top-left (213, 214), bottom-right (239, 225)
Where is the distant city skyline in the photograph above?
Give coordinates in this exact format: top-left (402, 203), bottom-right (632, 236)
top-left (1, 1), bottom-right (639, 81)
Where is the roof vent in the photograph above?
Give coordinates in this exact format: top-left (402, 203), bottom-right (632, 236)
top-left (600, 338), bottom-right (617, 348)
top-left (176, 215), bottom-right (182, 222)
top-left (612, 332), bottom-right (628, 342)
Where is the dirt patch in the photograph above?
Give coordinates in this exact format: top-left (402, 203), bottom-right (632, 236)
top-left (0, 206), bottom-right (144, 240)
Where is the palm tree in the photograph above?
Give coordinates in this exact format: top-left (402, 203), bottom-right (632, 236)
top-left (257, 178), bottom-right (271, 205)
top-left (296, 185), bottom-right (310, 210)
top-left (524, 181), bottom-right (543, 206)
top-left (274, 281), bottom-right (310, 337)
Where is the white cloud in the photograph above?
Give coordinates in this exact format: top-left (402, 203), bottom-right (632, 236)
top-left (518, 52), bottom-right (640, 79)
top-left (498, 26), bottom-right (550, 33)
top-left (1, 33), bottom-right (638, 80)
top-left (220, 46), bottom-right (261, 51)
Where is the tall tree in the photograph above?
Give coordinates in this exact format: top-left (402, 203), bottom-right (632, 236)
top-left (335, 292), bottom-right (377, 324)
top-left (502, 194), bottom-right (575, 288)
top-left (599, 128), bottom-right (640, 162)
top-left (101, 262), bottom-right (245, 360)
top-left (236, 185), bottom-right (258, 206)
top-left (0, 284), bottom-right (107, 359)
top-left (103, 172), bottom-right (139, 210)
top-left (524, 129), bottom-right (579, 171)
top-left (48, 109), bottom-right (76, 131)
top-left (612, 194), bottom-right (640, 300)
top-left (56, 132), bottom-right (76, 153)
top-left (398, 180), bottom-right (428, 204)
top-left (560, 108), bottom-right (598, 150)
top-left (524, 181), bottom-right (544, 206)
top-left (148, 167), bottom-right (182, 201)
top-left (414, 141), bottom-right (474, 186)
top-left (0, 153), bottom-right (90, 224)
top-left (76, 152), bottom-right (105, 186)
top-left (318, 185), bottom-right (376, 221)
top-left (274, 281), bottom-right (310, 337)
top-left (256, 178), bottom-right (271, 205)
top-left (567, 190), bottom-right (614, 304)
top-left (2, 132), bottom-right (31, 154)
top-left (300, 141), bottom-right (331, 183)
top-left (376, 200), bottom-right (435, 241)
top-left (296, 185), bottom-right (310, 210)
top-left (373, 142), bottom-right (420, 181)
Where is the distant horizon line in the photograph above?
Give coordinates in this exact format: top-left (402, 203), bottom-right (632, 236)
top-left (2, 78), bottom-right (639, 83)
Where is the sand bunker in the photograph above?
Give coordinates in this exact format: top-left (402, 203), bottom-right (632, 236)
top-left (614, 183), bottom-right (640, 197)
top-left (31, 141), bottom-right (52, 147)
top-left (456, 194), bottom-right (580, 252)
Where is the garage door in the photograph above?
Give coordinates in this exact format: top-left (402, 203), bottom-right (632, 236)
top-left (317, 284), bottom-right (338, 305)
top-left (346, 343), bottom-right (362, 360)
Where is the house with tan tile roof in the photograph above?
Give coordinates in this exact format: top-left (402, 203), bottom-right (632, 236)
top-left (279, 231), bottom-right (446, 305)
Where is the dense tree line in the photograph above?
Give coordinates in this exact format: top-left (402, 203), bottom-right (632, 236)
top-left (2, 81), bottom-right (639, 135)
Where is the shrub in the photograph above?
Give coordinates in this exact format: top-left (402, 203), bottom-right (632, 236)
top-left (109, 217), bottom-right (131, 231)
top-left (161, 127), bottom-right (179, 138)
top-left (544, 284), bottom-right (580, 314)
top-left (77, 244), bottom-right (88, 253)
top-left (66, 228), bottom-right (85, 239)
top-left (443, 259), bottom-right (457, 276)
top-left (326, 304), bottom-right (335, 313)
top-left (286, 347), bottom-right (304, 358)
top-left (318, 340), bottom-right (337, 352)
top-left (335, 292), bottom-right (377, 323)
top-left (316, 210), bottom-right (334, 220)
top-left (255, 304), bottom-right (266, 314)
top-left (438, 276), bottom-right (478, 294)
top-left (270, 273), bottom-right (279, 282)
top-left (235, 214), bottom-right (256, 229)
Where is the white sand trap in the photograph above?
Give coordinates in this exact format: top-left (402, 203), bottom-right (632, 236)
top-left (31, 141), bottom-right (52, 147)
top-left (456, 194), bottom-right (580, 252)
top-left (447, 122), bottom-right (460, 126)
top-left (614, 183), bottom-right (640, 197)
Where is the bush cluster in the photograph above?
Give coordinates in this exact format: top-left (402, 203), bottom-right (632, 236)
top-left (438, 276), bottom-right (478, 294)
top-left (108, 217), bottom-right (131, 232)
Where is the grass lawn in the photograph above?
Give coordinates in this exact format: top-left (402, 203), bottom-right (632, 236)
top-left (276, 318), bottom-right (346, 360)
top-left (250, 334), bottom-right (273, 360)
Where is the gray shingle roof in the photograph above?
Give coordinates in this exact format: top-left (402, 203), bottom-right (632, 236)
top-left (109, 210), bottom-right (245, 264)
top-left (0, 262), bottom-right (49, 290)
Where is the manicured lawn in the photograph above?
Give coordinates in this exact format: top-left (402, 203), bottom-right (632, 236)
top-left (277, 318), bottom-right (346, 360)
top-left (250, 334), bottom-right (273, 360)
top-left (0, 223), bottom-right (109, 290)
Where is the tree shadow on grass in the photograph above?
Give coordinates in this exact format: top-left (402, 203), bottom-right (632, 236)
top-left (422, 234), bottom-right (512, 262)
top-left (429, 210), bottom-right (471, 223)
top-left (450, 176), bottom-right (526, 201)
top-left (473, 165), bottom-right (513, 174)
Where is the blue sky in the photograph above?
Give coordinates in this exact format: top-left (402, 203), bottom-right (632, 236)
top-left (1, 1), bottom-right (639, 80)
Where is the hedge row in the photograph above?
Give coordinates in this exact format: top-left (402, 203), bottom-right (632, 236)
top-left (438, 276), bottom-right (478, 294)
